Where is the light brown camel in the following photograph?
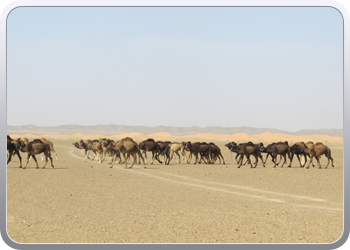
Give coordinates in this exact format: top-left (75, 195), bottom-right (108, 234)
top-left (99, 138), bottom-right (115, 164)
top-left (15, 139), bottom-right (54, 169)
top-left (302, 142), bottom-right (334, 169)
top-left (111, 137), bottom-right (145, 169)
top-left (169, 142), bottom-right (186, 164)
top-left (40, 138), bottom-right (59, 161)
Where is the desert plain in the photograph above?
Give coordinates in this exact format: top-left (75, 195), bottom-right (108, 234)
top-left (6, 132), bottom-right (344, 244)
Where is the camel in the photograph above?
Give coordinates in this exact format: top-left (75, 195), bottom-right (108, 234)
top-left (184, 142), bottom-right (212, 164)
top-left (111, 137), bottom-right (145, 169)
top-left (40, 138), bottom-right (59, 161)
top-left (156, 141), bottom-right (171, 165)
top-left (99, 139), bottom-right (116, 164)
top-left (208, 142), bottom-right (225, 164)
top-left (225, 142), bottom-right (252, 165)
top-left (84, 140), bottom-right (103, 163)
top-left (264, 142), bottom-right (291, 168)
top-left (15, 139), bottom-right (54, 169)
top-left (139, 139), bottom-right (162, 164)
top-left (7, 135), bottom-right (22, 168)
top-left (289, 142), bottom-right (309, 167)
top-left (225, 142), bottom-right (265, 168)
top-left (169, 142), bottom-right (186, 164)
top-left (302, 142), bottom-right (334, 169)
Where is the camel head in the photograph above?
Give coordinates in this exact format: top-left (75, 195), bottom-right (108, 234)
top-left (257, 142), bottom-right (265, 152)
top-left (184, 141), bottom-right (192, 150)
top-left (225, 142), bottom-right (237, 152)
top-left (14, 139), bottom-right (26, 152)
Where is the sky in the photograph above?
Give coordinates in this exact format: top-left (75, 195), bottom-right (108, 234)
top-left (6, 6), bottom-right (343, 131)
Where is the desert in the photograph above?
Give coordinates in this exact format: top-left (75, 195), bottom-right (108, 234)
top-left (7, 132), bottom-right (343, 244)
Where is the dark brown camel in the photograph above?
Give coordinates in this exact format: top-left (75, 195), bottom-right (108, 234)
top-left (7, 135), bottom-right (22, 168)
top-left (302, 142), bottom-right (334, 169)
top-left (289, 142), bottom-right (309, 167)
top-left (184, 142), bottom-right (212, 164)
top-left (225, 142), bottom-right (253, 165)
top-left (139, 138), bottom-right (162, 164)
top-left (15, 139), bottom-right (54, 169)
top-left (264, 142), bottom-right (291, 168)
top-left (225, 142), bottom-right (265, 168)
top-left (156, 141), bottom-right (171, 165)
top-left (208, 142), bottom-right (225, 164)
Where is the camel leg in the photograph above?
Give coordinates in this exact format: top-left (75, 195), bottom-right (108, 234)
top-left (219, 153), bottom-right (225, 164)
top-left (175, 152), bottom-right (181, 164)
top-left (181, 151), bottom-right (186, 164)
top-left (264, 154), bottom-right (269, 164)
top-left (23, 154), bottom-right (31, 169)
top-left (253, 155), bottom-right (259, 168)
top-left (155, 152), bottom-right (163, 164)
top-left (280, 155), bottom-right (287, 168)
top-left (237, 155), bottom-right (244, 168)
top-left (235, 154), bottom-right (241, 164)
top-left (150, 151), bottom-right (156, 165)
top-left (302, 154), bottom-right (308, 167)
top-left (294, 154), bottom-right (302, 167)
top-left (40, 152), bottom-right (44, 161)
top-left (187, 153), bottom-right (192, 164)
top-left (7, 150), bottom-right (13, 165)
top-left (42, 151), bottom-right (53, 169)
top-left (273, 154), bottom-right (278, 168)
top-left (48, 152), bottom-right (54, 168)
top-left (246, 155), bottom-right (254, 168)
top-left (258, 154), bottom-right (265, 167)
top-left (138, 150), bottom-right (146, 168)
top-left (31, 155), bottom-right (40, 169)
top-left (326, 151), bottom-right (334, 168)
top-left (84, 150), bottom-right (90, 162)
top-left (306, 155), bottom-right (314, 169)
top-left (128, 153), bottom-right (137, 169)
top-left (316, 156), bottom-right (322, 169)
top-left (143, 150), bottom-right (148, 164)
top-left (276, 155), bottom-right (283, 166)
top-left (288, 154), bottom-right (292, 168)
top-left (15, 150), bottom-right (22, 168)
top-left (124, 154), bottom-right (131, 169)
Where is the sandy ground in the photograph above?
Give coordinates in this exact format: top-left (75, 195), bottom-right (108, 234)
top-left (6, 135), bottom-right (343, 244)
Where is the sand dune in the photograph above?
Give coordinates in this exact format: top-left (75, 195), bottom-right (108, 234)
top-left (9, 132), bottom-right (343, 144)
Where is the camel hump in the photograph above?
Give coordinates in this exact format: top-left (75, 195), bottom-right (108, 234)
top-left (32, 139), bottom-right (44, 143)
top-left (146, 138), bottom-right (155, 142)
top-left (246, 141), bottom-right (255, 147)
top-left (315, 142), bottom-right (324, 145)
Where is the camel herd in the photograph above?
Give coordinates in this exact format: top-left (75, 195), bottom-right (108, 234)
top-left (7, 135), bottom-right (335, 169)
top-left (72, 137), bottom-right (334, 169)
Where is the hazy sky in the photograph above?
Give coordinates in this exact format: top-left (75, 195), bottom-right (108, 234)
top-left (7, 7), bottom-right (343, 131)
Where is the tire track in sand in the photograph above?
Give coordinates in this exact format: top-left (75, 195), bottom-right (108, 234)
top-left (68, 149), bottom-right (343, 212)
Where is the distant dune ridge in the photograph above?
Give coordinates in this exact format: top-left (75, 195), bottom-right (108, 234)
top-left (7, 124), bottom-right (343, 137)
top-left (7, 124), bottom-right (343, 144)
